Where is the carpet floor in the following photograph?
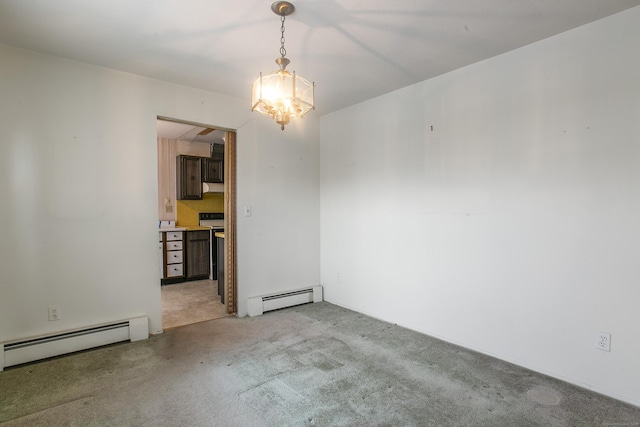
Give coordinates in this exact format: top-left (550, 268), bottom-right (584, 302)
top-left (1, 302), bottom-right (639, 426)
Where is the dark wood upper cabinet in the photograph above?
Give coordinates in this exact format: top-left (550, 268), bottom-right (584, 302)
top-left (210, 142), bottom-right (224, 159)
top-left (176, 155), bottom-right (202, 200)
top-left (203, 158), bottom-right (223, 183)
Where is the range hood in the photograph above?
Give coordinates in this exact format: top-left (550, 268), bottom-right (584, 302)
top-left (203, 182), bottom-right (224, 193)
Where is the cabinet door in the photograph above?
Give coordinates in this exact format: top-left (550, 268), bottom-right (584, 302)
top-left (203, 158), bottom-right (223, 183)
top-left (210, 142), bottom-right (224, 159)
top-left (176, 155), bottom-right (202, 200)
top-left (186, 230), bottom-right (211, 280)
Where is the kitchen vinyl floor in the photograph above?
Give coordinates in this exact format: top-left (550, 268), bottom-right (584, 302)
top-left (161, 279), bottom-right (229, 329)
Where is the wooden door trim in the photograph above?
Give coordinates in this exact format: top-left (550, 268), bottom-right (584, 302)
top-left (224, 131), bottom-right (237, 314)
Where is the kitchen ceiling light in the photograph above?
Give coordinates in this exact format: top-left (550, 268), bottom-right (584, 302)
top-left (251, 1), bottom-right (315, 130)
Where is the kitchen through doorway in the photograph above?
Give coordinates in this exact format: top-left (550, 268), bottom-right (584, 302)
top-left (157, 117), bottom-right (237, 330)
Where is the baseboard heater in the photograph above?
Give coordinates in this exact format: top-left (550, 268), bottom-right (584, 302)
top-left (248, 286), bottom-right (323, 317)
top-left (0, 316), bottom-right (148, 371)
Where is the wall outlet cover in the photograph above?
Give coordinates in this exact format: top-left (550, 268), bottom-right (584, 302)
top-left (596, 331), bottom-right (611, 352)
top-left (48, 305), bottom-right (61, 321)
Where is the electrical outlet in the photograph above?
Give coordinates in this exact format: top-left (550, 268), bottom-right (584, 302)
top-left (48, 306), bottom-right (61, 321)
top-left (244, 205), bottom-right (252, 217)
top-left (336, 273), bottom-right (341, 283)
top-left (596, 332), bottom-right (611, 352)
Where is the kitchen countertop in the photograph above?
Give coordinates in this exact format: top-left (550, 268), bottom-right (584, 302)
top-left (161, 226), bottom-right (212, 231)
top-left (214, 232), bottom-right (225, 239)
top-left (159, 227), bottom-right (186, 232)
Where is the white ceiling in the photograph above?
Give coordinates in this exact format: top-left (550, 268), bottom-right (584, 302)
top-left (1, 0), bottom-right (639, 117)
top-left (156, 119), bottom-right (226, 143)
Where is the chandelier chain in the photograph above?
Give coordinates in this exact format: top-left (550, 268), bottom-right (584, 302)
top-left (280, 14), bottom-right (287, 58)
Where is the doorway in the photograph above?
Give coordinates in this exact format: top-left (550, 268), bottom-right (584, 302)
top-left (157, 117), bottom-right (237, 329)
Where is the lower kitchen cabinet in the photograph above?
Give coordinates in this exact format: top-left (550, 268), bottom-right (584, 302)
top-left (216, 234), bottom-right (225, 304)
top-left (161, 230), bottom-right (185, 285)
top-left (185, 230), bottom-right (211, 280)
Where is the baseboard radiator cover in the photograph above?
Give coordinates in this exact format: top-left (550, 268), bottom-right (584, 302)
top-left (0, 316), bottom-right (148, 371)
top-left (248, 286), bottom-right (323, 317)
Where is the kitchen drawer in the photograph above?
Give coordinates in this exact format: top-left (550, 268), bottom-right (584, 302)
top-left (166, 240), bottom-right (183, 251)
top-left (166, 250), bottom-right (183, 264)
top-left (166, 263), bottom-right (184, 277)
top-left (166, 231), bottom-right (183, 241)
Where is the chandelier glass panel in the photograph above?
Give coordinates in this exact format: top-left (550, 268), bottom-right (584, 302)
top-left (251, 1), bottom-right (314, 130)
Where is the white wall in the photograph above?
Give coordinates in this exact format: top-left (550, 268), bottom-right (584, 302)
top-left (236, 117), bottom-right (320, 316)
top-left (0, 43), bottom-right (320, 339)
top-left (320, 7), bottom-right (640, 406)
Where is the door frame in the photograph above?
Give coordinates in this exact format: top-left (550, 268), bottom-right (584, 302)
top-left (157, 116), bottom-right (238, 315)
top-left (223, 130), bottom-right (237, 314)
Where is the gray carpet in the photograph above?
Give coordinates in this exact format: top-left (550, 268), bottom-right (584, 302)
top-left (1, 302), bottom-right (639, 426)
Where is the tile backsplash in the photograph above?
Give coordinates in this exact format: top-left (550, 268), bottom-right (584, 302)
top-left (176, 193), bottom-right (224, 226)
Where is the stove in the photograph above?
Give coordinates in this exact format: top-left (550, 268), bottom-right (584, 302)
top-left (199, 212), bottom-right (224, 229)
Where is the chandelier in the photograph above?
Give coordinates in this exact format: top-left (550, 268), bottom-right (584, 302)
top-left (251, 1), bottom-right (315, 130)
